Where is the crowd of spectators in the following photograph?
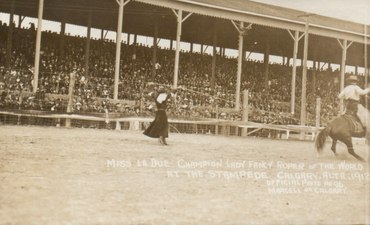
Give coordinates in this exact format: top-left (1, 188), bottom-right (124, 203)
top-left (0, 21), bottom-right (365, 126)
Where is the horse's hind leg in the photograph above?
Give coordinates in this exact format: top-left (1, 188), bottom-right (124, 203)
top-left (343, 136), bottom-right (365, 162)
top-left (330, 139), bottom-right (337, 156)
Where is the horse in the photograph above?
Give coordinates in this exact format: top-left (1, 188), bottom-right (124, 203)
top-left (315, 104), bottom-right (369, 162)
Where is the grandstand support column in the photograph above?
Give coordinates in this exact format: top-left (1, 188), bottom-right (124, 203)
top-left (133, 34), bottom-right (137, 60)
top-left (85, 11), bottom-right (92, 78)
top-left (236, 22), bottom-right (244, 110)
top-left (263, 42), bottom-right (270, 88)
top-left (315, 97), bottom-right (321, 130)
top-left (211, 26), bottom-right (218, 91)
top-left (33, 0), bottom-right (44, 93)
top-left (113, 0), bottom-right (131, 100)
top-left (337, 39), bottom-right (353, 113)
top-left (287, 30), bottom-right (303, 114)
top-left (60, 20), bottom-right (66, 59)
top-left (312, 48), bottom-right (317, 94)
top-left (313, 60), bottom-right (317, 94)
top-left (151, 20), bottom-right (159, 78)
top-left (300, 17), bottom-right (310, 139)
top-left (6, 0), bottom-right (15, 71)
top-left (190, 43), bottom-right (193, 53)
top-left (231, 20), bottom-right (252, 110)
top-left (172, 9), bottom-right (192, 88)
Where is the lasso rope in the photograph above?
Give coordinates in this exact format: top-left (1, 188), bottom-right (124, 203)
top-left (147, 82), bottom-right (234, 104)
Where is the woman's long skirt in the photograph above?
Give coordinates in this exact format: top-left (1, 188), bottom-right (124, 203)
top-left (143, 110), bottom-right (169, 138)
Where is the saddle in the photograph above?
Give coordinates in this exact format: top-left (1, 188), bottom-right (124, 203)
top-left (342, 114), bottom-right (365, 137)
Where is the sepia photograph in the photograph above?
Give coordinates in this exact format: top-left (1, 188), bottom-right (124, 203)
top-left (0, 0), bottom-right (369, 224)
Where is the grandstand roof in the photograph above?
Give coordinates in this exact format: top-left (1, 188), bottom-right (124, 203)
top-left (1, 0), bottom-right (369, 68)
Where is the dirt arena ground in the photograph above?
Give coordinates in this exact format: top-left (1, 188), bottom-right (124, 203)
top-left (0, 125), bottom-right (369, 225)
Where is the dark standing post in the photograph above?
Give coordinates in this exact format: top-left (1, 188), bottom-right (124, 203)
top-left (211, 25), bottom-right (217, 91)
top-left (313, 59), bottom-right (317, 94)
top-left (6, 0), bottom-right (15, 71)
top-left (133, 34), bottom-right (137, 60)
top-left (18, 15), bottom-right (25, 28)
top-left (85, 11), bottom-right (92, 77)
top-left (264, 42), bottom-right (270, 88)
top-left (60, 20), bottom-right (66, 59)
top-left (152, 20), bottom-right (159, 78)
top-left (18, 15), bottom-right (21, 28)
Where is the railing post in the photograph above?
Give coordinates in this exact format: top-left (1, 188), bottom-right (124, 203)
top-left (116, 121), bottom-right (121, 130)
top-left (65, 72), bottom-right (76, 127)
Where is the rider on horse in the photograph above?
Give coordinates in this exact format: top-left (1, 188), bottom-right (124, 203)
top-left (338, 75), bottom-right (369, 127)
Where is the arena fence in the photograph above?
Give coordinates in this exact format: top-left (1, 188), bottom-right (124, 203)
top-left (0, 109), bottom-right (321, 140)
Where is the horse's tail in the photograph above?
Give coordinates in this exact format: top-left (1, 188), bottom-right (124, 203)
top-left (315, 126), bottom-right (330, 154)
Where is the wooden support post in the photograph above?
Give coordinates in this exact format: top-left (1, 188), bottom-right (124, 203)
top-left (152, 20), bottom-right (158, 78)
top-left (85, 11), bottom-right (92, 77)
top-left (6, 0), bottom-right (15, 71)
top-left (315, 97), bottom-right (321, 132)
top-left (211, 29), bottom-right (217, 91)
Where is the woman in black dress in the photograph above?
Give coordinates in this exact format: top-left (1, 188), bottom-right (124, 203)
top-left (143, 86), bottom-right (175, 145)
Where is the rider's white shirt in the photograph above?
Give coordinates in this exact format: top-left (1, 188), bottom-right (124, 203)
top-left (338, 84), bottom-right (369, 101)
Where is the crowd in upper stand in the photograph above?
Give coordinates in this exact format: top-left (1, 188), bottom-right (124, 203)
top-left (0, 21), bottom-right (366, 125)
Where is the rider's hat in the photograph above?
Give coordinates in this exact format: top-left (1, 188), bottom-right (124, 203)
top-left (158, 86), bottom-right (166, 93)
top-left (346, 75), bottom-right (359, 83)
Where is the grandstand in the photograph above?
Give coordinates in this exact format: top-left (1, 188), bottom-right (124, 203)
top-left (0, 0), bottom-right (370, 224)
top-left (0, 0), bottom-right (368, 138)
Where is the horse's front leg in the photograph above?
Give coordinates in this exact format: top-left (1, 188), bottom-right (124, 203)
top-left (344, 136), bottom-right (365, 162)
top-left (331, 139), bottom-right (337, 156)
